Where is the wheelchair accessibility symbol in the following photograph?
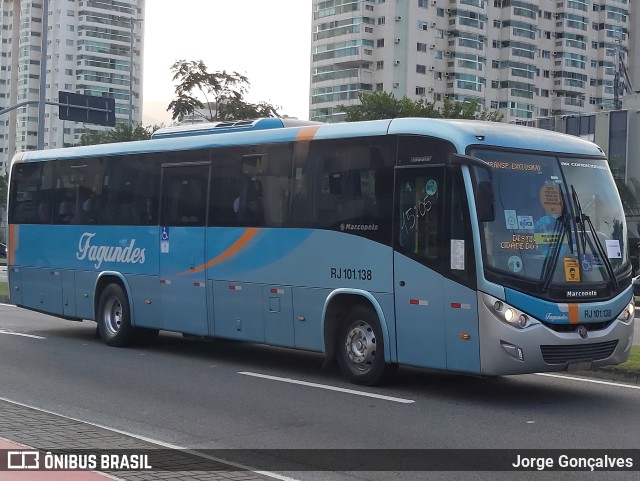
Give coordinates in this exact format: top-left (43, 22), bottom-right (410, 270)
top-left (161, 227), bottom-right (170, 253)
top-left (581, 253), bottom-right (593, 272)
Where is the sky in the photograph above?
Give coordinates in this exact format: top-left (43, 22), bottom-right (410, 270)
top-left (142, 0), bottom-right (313, 126)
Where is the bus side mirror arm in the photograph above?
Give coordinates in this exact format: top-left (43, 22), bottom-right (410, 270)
top-left (448, 153), bottom-right (493, 179)
top-left (447, 153), bottom-right (495, 222)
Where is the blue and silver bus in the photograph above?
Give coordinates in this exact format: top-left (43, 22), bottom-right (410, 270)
top-left (7, 117), bottom-right (635, 385)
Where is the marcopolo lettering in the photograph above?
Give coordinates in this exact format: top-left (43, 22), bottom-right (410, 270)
top-left (77, 233), bottom-right (146, 269)
top-left (566, 290), bottom-right (598, 298)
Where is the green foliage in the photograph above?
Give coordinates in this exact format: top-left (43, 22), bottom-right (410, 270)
top-left (338, 91), bottom-right (503, 122)
top-left (167, 60), bottom-right (280, 122)
top-left (79, 123), bottom-right (160, 146)
top-left (0, 171), bottom-right (7, 206)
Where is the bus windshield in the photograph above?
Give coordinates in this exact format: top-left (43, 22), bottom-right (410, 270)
top-left (471, 149), bottom-right (629, 288)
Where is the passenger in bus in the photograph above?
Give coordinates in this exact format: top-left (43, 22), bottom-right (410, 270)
top-left (58, 200), bottom-right (74, 224)
top-left (71, 194), bottom-right (98, 224)
top-left (235, 179), bottom-right (264, 225)
top-left (37, 201), bottom-right (52, 223)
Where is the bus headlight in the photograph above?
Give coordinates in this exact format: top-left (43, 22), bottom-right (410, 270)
top-left (617, 301), bottom-right (635, 324)
top-left (483, 293), bottom-right (533, 329)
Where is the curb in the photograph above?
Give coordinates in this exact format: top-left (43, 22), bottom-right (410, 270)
top-left (577, 367), bottom-right (640, 385)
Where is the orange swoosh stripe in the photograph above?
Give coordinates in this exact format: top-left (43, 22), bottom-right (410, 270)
top-left (296, 126), bottom-right (320, 142)
top-left (180, 228), bottom-right (260, 275)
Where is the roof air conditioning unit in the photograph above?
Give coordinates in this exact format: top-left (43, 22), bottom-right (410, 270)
top-left (395, 38), bottom-right (401, 44)
top-left (393, 82), bottom-right (400, 88)
top-left (394, 60), bottom-right (401, 65)
top-left (395, 16), bottom-right (402, 21)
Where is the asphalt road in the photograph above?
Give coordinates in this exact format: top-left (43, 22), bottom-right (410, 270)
top-left (0, 304), bottom-right (639, 481)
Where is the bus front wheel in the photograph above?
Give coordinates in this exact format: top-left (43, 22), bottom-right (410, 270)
top-left (97, 284), bottom-right (136, 347)
top-left (336, 306), bottom-right (393, 386)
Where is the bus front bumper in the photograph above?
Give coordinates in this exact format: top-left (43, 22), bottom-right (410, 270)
top-left (477, 299), bottom-right (635, 376)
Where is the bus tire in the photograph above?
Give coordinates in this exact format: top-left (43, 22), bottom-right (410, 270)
top-left (97, 284), bottom-right (136, 347)
top-left (336, 305), bottom-right (393, 386)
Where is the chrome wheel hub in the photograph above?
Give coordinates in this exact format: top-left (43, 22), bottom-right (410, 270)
top-left (345, 321), bottom-right (376, 370)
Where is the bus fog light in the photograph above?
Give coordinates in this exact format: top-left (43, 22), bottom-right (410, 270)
top-left (493, 301), bottom-right (503, 312)
top-left (500, 341), bottom-right (524, 361)
top-left (504, 308), bottom-right (515, 323)
top-left (518, 314), bottom-right (529, 328)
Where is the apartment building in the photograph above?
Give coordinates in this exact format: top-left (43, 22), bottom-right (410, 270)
top-left (310, 0), bottom-right (637, 124)
top-left (0, 0), bottom-right (145, 171)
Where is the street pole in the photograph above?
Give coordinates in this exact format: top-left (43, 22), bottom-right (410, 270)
top-left (129, 18), bottom-right (134, 126)
top-left (37, 0), bottom-right (50, 149)
top-left (128, 18), bottom-right (143, 126)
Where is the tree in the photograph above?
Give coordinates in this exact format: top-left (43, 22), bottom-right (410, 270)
top-left (79, 123), bottom-right (160, 146)
top-left (0, 171), bottom-right (7, 205)
top-left (167, 60), bottom-right (279, 122)
top-left (338, 91), bottom-right (503, 122)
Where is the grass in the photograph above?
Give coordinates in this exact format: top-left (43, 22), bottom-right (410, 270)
top-left (611, 345), bottom-right (640, 374)
top-left (0, 282), bottom-right (7, 301)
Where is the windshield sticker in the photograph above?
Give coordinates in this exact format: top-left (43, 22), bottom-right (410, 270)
top-left (561, 161), bottom-right (607, 171)
top-left (539, 183), bottom-right (563, 215)
top-left (508, 255), bottom-right (523, 273)
top-left (517, 215), bottom-right (534, 231)
top-left (504, 210), bottom-right (518, 230)
top-left (581, 253), bottom-right (593, 272)
top-left (451, 240), bottom-right (465, 270)
top-left (500, 234), bottom-right (536, 250)
top-left (425, 179), bottom-right (438, 196)
top-left (487, 161), bottom-right (541, 171)
top-left (605, 239), bottom-right (622, 259)
top-left (534, 232), bottom-right (559, 245)
top-left (563, 258), bottom-right (580, 282)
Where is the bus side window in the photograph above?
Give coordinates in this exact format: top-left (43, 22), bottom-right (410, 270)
top-left (102, 154), bottom-right (160, 226)
top-left (52, 159), bottom-right (103, 226)
top-left (9, 162), bottom-right (55, 225)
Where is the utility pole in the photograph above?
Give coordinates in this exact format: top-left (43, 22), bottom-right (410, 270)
top-left (127, 17), bottom-right (143, 126)
top-left (37, 0), bottom-right (50, 149)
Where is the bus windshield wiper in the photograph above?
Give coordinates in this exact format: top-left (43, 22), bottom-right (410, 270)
top-left (539, 183), bottom-right (574, 293)
top-left (570, 185), bottom-right (618, 289)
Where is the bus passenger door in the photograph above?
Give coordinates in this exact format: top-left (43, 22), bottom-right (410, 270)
top-left (393, 165), bottom-right (447, 370)
top-left (159, 161), bottom-right (210, 335)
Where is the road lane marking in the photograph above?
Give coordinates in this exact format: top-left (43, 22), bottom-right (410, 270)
top-left (239, 371), bottom-right (415, 404)
top-left (535, 372), bottom-right (640, 390)
top-left (0, 330), bottom-right (45, 339)
top-left (0, 396), bottom-right (301, 481)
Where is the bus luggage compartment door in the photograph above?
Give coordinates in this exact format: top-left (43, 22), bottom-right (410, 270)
top-left (393, 253), bottom-right (446, 369)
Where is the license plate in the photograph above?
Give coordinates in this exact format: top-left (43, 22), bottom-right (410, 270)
top-left (567, 360), bottom-right (592, 371)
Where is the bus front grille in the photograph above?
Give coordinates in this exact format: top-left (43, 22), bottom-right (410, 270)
top-left (540, 340), bottom-right (618, 365)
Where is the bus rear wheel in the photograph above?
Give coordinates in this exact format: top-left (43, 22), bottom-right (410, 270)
top-left (336, 306), bottom-right (394, 386)
top-left (97, 284), bottom-right (136, 347)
